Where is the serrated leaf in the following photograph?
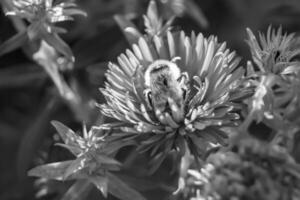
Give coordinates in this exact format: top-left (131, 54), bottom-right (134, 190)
top-left (107, 173), bottom-right (146, 200)
top-left (28, 161), bottom-right (74, 180)
top-left (0, 31), bottom-right (28, 56)
top-left (90, 176), bottom-right (108, 197)
top-left (114, 14), bottom-right (143, 46)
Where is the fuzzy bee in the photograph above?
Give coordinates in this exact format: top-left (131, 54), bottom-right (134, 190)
top-left (144, 57), bottom-right (189, 117)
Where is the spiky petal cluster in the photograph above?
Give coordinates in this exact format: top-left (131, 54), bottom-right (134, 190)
top-left (247, 26), bottom-right (300, 75)
top-left (184, 138), bottom-right (300, 200)
top-left (246, 26), bottom-right (300, 125)
top-left (28, 121), bottom-right (146, 199)
top-left (6, 0), bottom-right (86, 34)
top-left (49, 121), bottom-right (122, 179)
top-left (100, 30), bottom-right (252, 168)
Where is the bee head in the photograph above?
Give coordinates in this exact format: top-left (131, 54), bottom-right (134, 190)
top-left (144, 59), bottom-right (181, 87)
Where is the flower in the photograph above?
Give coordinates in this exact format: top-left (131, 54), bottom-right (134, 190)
top-left (28, 121), bottom-right (145, 199)
top-left (99, 29), bottom-right (252, 170)
top-left (5, 0), bottom-right (86, 61)
top-left (246, 26), bottom-right (300, 75)
top-left (6, 0), bottom-right (86, 34)
top-left (183, 138), bottom-right (300, 200)
top-left (28, 121), bottom-right (120, 197)
top-left (246, 26), bottom-right (300, 126)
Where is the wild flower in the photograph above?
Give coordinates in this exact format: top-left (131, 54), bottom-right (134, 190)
top-left (28, 121), bottom-right (144, 199)
top-left (4, 0), bottom-right (86, 61)
top-left (245, 26), bottom-right (300, 127)
top-left (6, 0), bottom-right (86, 34)
top-left (99, 29), bottom-right (252, 171)
top-left (183, 138), bottom-right (300, 200)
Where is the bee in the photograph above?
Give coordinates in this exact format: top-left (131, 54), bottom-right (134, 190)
top-left (144, 57), bottom-right (189, 114)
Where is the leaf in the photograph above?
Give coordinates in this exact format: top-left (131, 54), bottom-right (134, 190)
top-left (17, 97), bottom-right (59, 180)
top-left (0, 64), bottom-right (46, 89)
top-left (33, 40), bottom-right (70, 97)
top-left (114, 14), bottom-right (143, 46)
top-left (89, 176), bottom-right (108, 197)
top-left (28, 161), bottom-right (74, 180)
top-left (185, 0), bottom-right (208, 28)
top-left (0, 31), bottom-right (28, 56)
top-left (62, 8), bottom-right (88, 17)
top-left (51, 121), bottom-right (81, 155)
top-left (143, 0), bottom-right (162, 36)
top-left (51, 121), bottom-right (75, 141)
top-left (102, 139), bottom-right (136, 155)
top-left (94, 154), bottom-right (121, 166)
top-left (40, 29), bottom-right (74, 62)
top-left (63, 157), bottom-right (86, 180)
top-left (107, 172), bottom-right (146, 200)
top-left (61, 180), bottom-right (94, 200)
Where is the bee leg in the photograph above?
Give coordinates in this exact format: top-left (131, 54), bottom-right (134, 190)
top-left (143, 89), bottom-right (153, 108)
top-left (177, 72), bottom-right (189, 85)
top-left (178, 72), bottom-right (190, 100)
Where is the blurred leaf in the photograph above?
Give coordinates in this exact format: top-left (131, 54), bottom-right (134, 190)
top-left (63, 157), bottom-right (86, 180)
top-left (62, 8), bottom-right (88, 18)
top-left (94, 154), bottom-right (121, 166)
top-left (17, 97), bottom-right (60, 181)
top-left (89, 176), bottom-right (108, 197)
top-left (0, 64), bottom-right (46, 89)
top-left (28, 161), bottom-right (73, 181)
top-left (107, 172), bottom-right (146, 200)
top-left (40, 29), bottom-right (74, 62)
top-left (144, 0), bottom-right (161, 35)
top-left (114, 14), bottom-right (143, 46)
top-left (185, 0), bottom-right (208, 28)
top-left (0, 31), bottom-right (28, 56)
top-left (61, 180), bottom-right (94, 200)
top-left (144, 0), bottom-right (174, 37)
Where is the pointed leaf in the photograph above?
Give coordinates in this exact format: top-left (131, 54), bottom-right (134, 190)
top-left (107, 173), bottom-right (146, 200)
top-left (28, 161), bottom-right (74, 180)
top-left (61, 180), bottom-right (94, 200)
top-left (0, 31), bottom-right (28, 56)
top-left (114, 15), bottom-right (143, 46)
top-left (17, 98), bottom-right (59, 180)
top-left (94, 154), bottom-right (121, 166)
top-left (90, 176), bottom-right (108, 197)
top-left (51, 120), bottom-right (76, 144)
top-left (146, 0), bottom-right (159, 26)
top-left (185, 0), bottom-right (208, 28)
top-left (62, 8), bottom-right (87, 17)
top-left (40, 29), bottom-right (74, 62)
top-left (63, 157), bottom-right (86, 180)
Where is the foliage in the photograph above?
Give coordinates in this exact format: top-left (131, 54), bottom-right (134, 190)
top-left (1, 0), bottom-right (300, 200)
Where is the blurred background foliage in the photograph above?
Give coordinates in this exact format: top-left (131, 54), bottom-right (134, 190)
top-left (1, 0), bottom-right (300, 200)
